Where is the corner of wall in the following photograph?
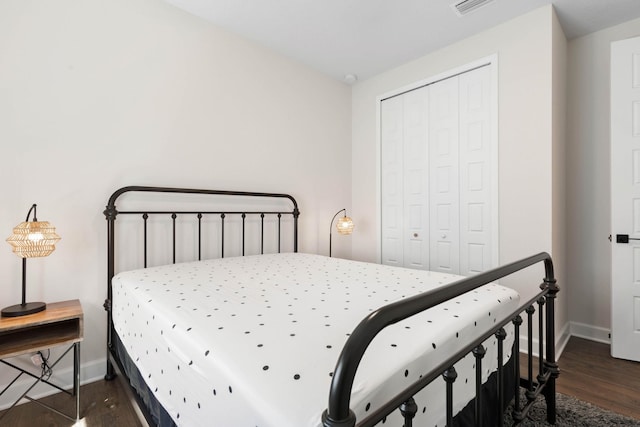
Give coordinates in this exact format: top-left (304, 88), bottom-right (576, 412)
top-left (551, 4), bottom-right (569, 339)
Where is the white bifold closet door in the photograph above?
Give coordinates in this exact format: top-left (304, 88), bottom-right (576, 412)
top-left (381, 65), bottom-right (494, 275)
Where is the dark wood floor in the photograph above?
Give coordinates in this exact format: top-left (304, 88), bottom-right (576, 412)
top-left (0, 372), bottom-right (143, 427)
top-left (1, 337), bottom-right (638, 426)
top-left (554, 337), bottom-right (640, 420)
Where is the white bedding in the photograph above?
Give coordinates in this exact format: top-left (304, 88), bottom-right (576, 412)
top-left (112, 253), bottom-right (519, 427)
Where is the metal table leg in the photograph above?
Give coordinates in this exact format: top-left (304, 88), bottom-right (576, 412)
top-left (0, 342), bottom-right (81, 422)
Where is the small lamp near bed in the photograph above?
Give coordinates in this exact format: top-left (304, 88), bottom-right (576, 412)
top-left (3, 204), bottom-right (60, 317)
top-left (329, 208), bottom-right (354, 257)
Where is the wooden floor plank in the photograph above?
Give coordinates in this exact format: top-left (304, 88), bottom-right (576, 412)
top-left (0, 374), bottom-right (142, 427)
top-left (556, 337), bottom-right (640, 420)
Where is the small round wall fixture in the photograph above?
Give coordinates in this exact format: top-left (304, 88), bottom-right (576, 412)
top-left (343, 74), bottom-right (358, 84)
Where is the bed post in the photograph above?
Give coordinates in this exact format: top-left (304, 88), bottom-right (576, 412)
top-left (542, 259), bottom-right (560, 424)
top-left (293, 206), bottom-right (300, 253)
top-left (103, 202), bottom-right (117, 381)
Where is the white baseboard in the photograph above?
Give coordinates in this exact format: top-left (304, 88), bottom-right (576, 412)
top-left (556, 321), bottom-right (571, 358)
top-left (0, 357), bottom-right (107, 411)
top-left (518, 321), bottom-right (571, 359)
top-left (517, 321), bottom-right (611, 360)
top-left (569, 321), bottom-right (611, 344)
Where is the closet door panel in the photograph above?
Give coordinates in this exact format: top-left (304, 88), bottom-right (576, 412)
top-left (403, 87), bottom-right (429, 268)
top-left (429, 77), bottom-right (460, 274)
top-left (459, 66), bottom-right (492, 275)
top-left (380, 63), bottom-right (495, 274)
top-left (381, 96), bottom-right (404, 266)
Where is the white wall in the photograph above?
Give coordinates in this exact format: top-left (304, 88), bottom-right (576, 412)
top-left (566, 16), bottom-right (640, 342)
top-left (0, 0), bottom-right (351, 402)
top-left (351, 5), bottom-right (568, 342)
top-left (552, 5), bottom-right (569, 349)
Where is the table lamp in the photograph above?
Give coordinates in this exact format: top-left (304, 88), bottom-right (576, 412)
top-left (3, 204), bottom-right (60, 317)
top-left (329, 208), bottom-right (354, 257)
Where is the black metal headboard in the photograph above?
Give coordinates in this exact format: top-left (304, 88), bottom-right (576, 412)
top-left (103, 185), bottom-right (300, 380)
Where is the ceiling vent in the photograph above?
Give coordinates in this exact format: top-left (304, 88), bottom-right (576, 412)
top-left (451, 0), bottom-right (495, 16)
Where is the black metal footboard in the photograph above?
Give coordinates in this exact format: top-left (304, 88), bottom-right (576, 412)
top-left (103, 186), bottom-right (300, 384)
top-left (322, 252), bottom-right (559, 427)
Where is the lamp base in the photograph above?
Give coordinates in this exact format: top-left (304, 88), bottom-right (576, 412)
top-left (1, 302), bottom-right (46, 317)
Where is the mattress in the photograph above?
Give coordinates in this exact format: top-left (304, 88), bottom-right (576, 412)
top-left (112, 253), bottom-right (519, 427)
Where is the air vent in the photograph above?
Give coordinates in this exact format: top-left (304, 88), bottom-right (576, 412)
top-left (451, 0), bottom-right (495, 16)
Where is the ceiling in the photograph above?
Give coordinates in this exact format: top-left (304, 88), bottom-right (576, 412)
top-left (164, 0), bottom-right (640, 82)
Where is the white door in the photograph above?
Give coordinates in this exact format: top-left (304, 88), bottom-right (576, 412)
top-left (611, 35), bottom-right (640, 362)
top-left (381, 95), bottom-right (405, 267)
top-left (402, 87), bottom-right (430, 269)
top-left (459, 65), bottom-right (494, 276)
top-left (380, 63), bottom-right (495, 274)
top-left (381, 87), bottom-right (430, 268)
top-left (429, 76), bottom-right (460, 273)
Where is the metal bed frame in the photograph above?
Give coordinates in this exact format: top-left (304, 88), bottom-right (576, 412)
top-left (103, 186), bottom-right (559, 427)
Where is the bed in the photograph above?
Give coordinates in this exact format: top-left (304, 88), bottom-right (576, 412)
top-left (103, 186), bottom-right (559, 427)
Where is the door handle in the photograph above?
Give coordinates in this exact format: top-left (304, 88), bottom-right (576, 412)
top-left (616, 234), bottom-right (640, 243)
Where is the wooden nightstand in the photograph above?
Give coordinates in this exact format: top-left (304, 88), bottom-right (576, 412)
top-left (0, 299), bottom-right (83, 422)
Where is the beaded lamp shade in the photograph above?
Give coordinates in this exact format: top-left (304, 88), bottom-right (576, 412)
top-left (6, 221), bottom-right (60, 258)
top-left (336, 216), bottom-right (354, 235)
top-left (329, 208), bottom-right (354, 257)
top-left (2, 204), bottom-right (60, 317)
